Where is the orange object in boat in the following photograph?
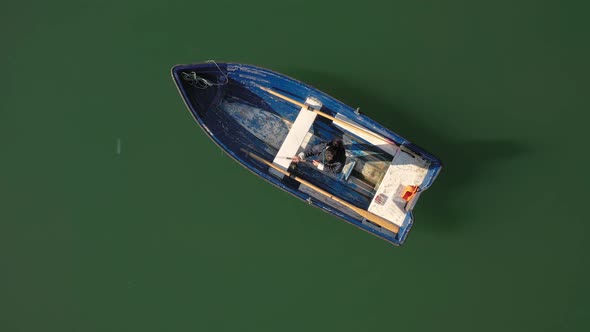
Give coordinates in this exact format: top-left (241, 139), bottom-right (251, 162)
top-left (401, 185), bottom-right (418, 201)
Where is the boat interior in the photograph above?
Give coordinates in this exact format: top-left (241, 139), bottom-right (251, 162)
top-left (172, 62), bottom-right (440, 242)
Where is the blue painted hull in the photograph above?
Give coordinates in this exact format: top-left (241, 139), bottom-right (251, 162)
top-left (171, 62), bottom-right (442, 246)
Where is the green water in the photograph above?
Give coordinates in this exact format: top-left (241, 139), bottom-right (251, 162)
top-left (2, 1), bottom-right (589, 331)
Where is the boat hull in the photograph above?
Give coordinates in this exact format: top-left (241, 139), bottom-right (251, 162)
top-left (171, 62), bottom-right (442, 246)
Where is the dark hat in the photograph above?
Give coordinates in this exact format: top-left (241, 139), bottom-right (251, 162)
top-left (330, 137), bottom-right (343, 148)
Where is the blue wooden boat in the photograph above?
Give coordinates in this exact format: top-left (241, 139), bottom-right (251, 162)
top-left (171, 61), bottom-right (442, 246)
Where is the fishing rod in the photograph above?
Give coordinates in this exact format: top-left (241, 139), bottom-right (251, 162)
top-left (278, 156), bottom-right (326, 167)
top-left (278, 156), bottom-right (312, 163)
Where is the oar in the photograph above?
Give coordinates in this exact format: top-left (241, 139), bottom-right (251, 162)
top-left (258, 86), bottom-right (397, 146)
top-left (243, 150), bottom-right (399, 234)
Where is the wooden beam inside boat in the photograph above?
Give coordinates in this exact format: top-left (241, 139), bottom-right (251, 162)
top-left (258, 86), bottom-right (398, 147)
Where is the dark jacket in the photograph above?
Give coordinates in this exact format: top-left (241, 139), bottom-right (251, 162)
top-left (299, 140), bottom-right (346, 174)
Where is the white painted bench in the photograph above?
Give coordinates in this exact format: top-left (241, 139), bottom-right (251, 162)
top-left (269, 97), bottom-right (321, 178)
top-left (367, 149), bottom-right (430, 227)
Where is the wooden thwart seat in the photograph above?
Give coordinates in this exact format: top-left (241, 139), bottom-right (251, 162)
top-left (270, 97), bottom-right (320, 178)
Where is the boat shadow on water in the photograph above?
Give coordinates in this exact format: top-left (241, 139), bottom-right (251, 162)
top-left (280, 69), bottom-right (530, 233)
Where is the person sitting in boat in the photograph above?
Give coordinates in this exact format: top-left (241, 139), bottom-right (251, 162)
top-left (292, 137), bottom-right (346, 174)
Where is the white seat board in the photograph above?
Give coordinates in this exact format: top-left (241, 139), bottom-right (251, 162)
top-left (271, 98), bottom-right (320, 173)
